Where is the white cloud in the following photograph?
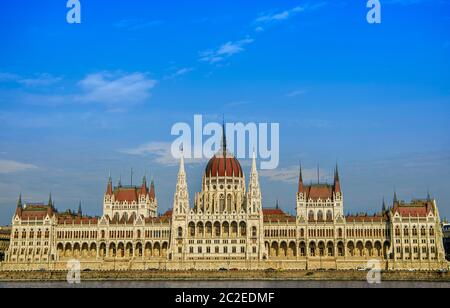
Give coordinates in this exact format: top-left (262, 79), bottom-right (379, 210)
top-left (254, 3), bottom-right (327, 25)
top-left (0, 160), bottom-right (38, 174)
top-left (119, 142), bottom-right (207, 166)
top-left (76, 72), bottom-right (158, 106)
top-left (261, 166), bottom-right (331, 184)
top-left (114, 19), bottom-right (161, 31)
top-left (286, 89), bottom-right (307, 98)
top-left (0, 72), bottom-right (62, 87)
top-left (255, 6), bottom-right (305, 23)
top-left (199, 38), bottom-right (254, 64)
top-left (164, 67), bottom-right (195, 80)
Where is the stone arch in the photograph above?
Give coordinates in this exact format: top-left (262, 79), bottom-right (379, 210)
top-left (317, 211), bottom-right (324, 222)
top-left (162, 242), bottom-right (169, 258)
top-left (109, 242), bottom-right (116, 257)
top-left (99, 243), bottom-right (106, 257)
top-left (239, 221), bottom-right (246, 237)
top-left (280, 241), bottom-right (288, 257)
top-left (197, 222), bottom-right (204, 237)
top-left (365, 241), bottom-right (373, 257)
top-left (145, 242), bottom-right (152, 258)
top-left (326, 241), bottom-right (334, 257)
top-left (231, 221), bottom-right (238, 237)
top-left (189, 222), bottom-right (196, 237)
top-left (356, 241), bottom-right (364, 257)
top-left (288, 241), bottom-right (297, 258)
top-left (318, 241), bottom-right (325, 257)
top-left (81, 242), bottom-right (89, 258)
top-left (222, 221), bottom-right (230, 237)
top-left (65, 243), bottom-right (73, 258)
top-left (383, 241), bottom-right (391, 259)
top-left (205, 222), bottom-right (212, 237)
top-left (214, 222), bottom-right (221, 237)
top-left (136, 242), bottom-right (143, 257)
top-left (326, 210), bottom-right (333, 221)
top-left (73, 243), bottom-right (81, 258)
top-left (299, 241), bottom-right (307, 257)
top-left (337, 241), bottom-right (345, 257)
top-left (57, 243), bottom-right (64, 258)
top-left (309, 241), bottom-right (316, 257)
top-left (374, 241), bottom-right (382, 257)
top-left (153, 242), bottom-right (161, 257)
top-left (347, 241), bottom-right (355, 257)
top-left (117, 242), bottom-right (125, 258)
top-left (270, 242), bottom-right (279, 257)
top-left (126, 242), bottom-right (133, 257)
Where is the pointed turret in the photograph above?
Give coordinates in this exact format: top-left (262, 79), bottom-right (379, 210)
top-left (17, 193), bottom-right (22, 208)
top-left (334, 163), bottom-right (341, 193)
top-left (247, 150), bottom-right (262, 214)
top-left (78, 201), bottom-right (83, 216)
top-left (298, 163), bottom-right (304, 194)
top-left (149, 179), bottom-right (156, 201)
top-left (106, 175), bottom-right (113, 195)
top-left (173, 149), bottom-right (189, 215)
top-left (15, 193), bottom-right (23, 218)
top-left (382, 197), bottom-right (387, 213)
top-left (48, 192), bottom-right (53, 207)
top-left (221, 117), bottom-right (227, 156)
top-left (140, 175), bottom-right (148, 195)
top-left (393, 190), bottom-right (398, 205)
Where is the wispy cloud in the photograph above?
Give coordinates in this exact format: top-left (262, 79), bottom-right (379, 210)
top-left (253, 3), bottom-right (326, 31)
top-left (0, 160), bottom-right (38, 174)
top-left (119, 142), bottom-right (207, 166)
top-left (199, 38), bottom-right (254, 64)
top-left (164, 67), bottom-right (195, 80)
top-left (0, 72), bottom-right (62, 87)
top-left (261, 166), bottom-right (331, 183)
top-left (114, 19), bottom-right (161, 31)
top-left (286, 89), bottom-right (307, 98)
top-left (76, 72), bottom-right (157, 106)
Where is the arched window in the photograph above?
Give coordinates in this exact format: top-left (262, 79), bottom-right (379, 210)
top-left (252, 226), bottom-right (257, 237)
top-left (178, 227), bottom-right (183, 238)
top-left (430, 227), bottom-right (435, 236)
top-left (189, 222), bottom-right (195, 237)
top-left (404, 227), bottom-right (409, 237)
top-left (326, 211), bottom-right (333, 221)
top-left (317, 211), bottom-right (324, 222)
top-left (308, 211), bottom-right (315, 222)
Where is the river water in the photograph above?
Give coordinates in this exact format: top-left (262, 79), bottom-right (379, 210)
top-left (0, 280), bottom-right (449, 288)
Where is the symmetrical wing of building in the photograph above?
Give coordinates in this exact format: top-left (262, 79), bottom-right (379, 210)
top-left (2, 141), bottom-right (447, 271)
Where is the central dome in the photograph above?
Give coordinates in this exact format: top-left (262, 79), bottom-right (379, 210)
top-left (205, 152), bottom-right (243, 178)
top-left (204, 126), bottom-right (243, 178)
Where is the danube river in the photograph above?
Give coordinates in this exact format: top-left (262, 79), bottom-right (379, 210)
top-left (0, 280), bottom-right (449, 288)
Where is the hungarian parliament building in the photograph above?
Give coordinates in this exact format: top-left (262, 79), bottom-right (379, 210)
top-left (2, 141), bottom-right (447, 271)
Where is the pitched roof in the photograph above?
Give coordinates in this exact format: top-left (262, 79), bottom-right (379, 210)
top-left (263, 208), bottom-right (296, 223)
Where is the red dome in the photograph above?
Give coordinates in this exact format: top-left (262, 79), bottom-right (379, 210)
top-left (205, 154), bottom-right (243, 178)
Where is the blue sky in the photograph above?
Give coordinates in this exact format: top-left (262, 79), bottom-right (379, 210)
top-left (0, 0), bottom-right (449, 224)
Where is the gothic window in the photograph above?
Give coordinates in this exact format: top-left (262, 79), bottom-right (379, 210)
top-left (326, 211), bottom-right (333, 221)
top-left (308, 211), bottom-right (315, 222)
top-left (317, 211), bottom-right (324, 222)
top-left (252, 226), bottom-right (257, 237)
top-left (429, 227), bottom-right (435, 236)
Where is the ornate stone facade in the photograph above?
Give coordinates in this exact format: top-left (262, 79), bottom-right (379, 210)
top-left (1, 144), bottom-right (448, 271)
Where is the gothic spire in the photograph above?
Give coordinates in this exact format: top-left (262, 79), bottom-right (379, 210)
top-left (382, 197), bottom-right (387, 213)
top-left (221, 117), bottom-right (227, 156)
top-left (78, 201), bottom-right (82, 216)
top-left (298, 163), bottom-right (304, 193)
top-left (334, 163), bottom-right (341, 193)
top-left (150, 179), bottom-right (156, 200)
top-left (17, 193), bottom-right (22, 208)
top-left (106, 174), bottom-right (113, 195)
top-left (48, 192), bottom-right (53, 207)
